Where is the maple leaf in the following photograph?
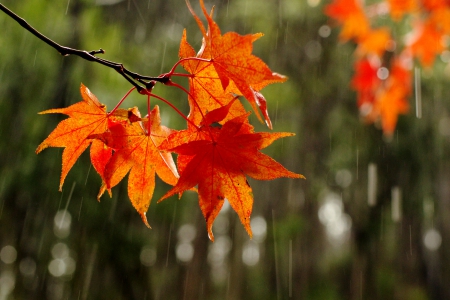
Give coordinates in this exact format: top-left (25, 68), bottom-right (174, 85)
top-left (352, 58), bottom-right (381, 94)
top-left (36, 84), bottom-right (128, 190)
top-left (422, 0), bottom-right (449, 11)
top-left (158, 105), bottom-right (304, 241)
top-left (178, 29), bottom-right (247, 126)
top-left (90, 105), bottom-right (179, 227)
top-left (373, 60), bottom-right (410, 135)
top-left (324, 0), bottom-right (370, 41)
top-left (387, 0), bottom-right (417, 20)
top-left (428, 8), bottom-right (450, 35)
top-left (185, 0), bottom-right (286, 128)
top-left (351, 58), bottom-right (382, 113)
top-left (356, 28), bottom-right (391, 57)
top-left (408, 21), bottom-right (445, 67)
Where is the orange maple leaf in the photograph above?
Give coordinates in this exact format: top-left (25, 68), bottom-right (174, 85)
top-left (324, 0), bottom-right (370, 41)
top-left (178, 29), bottom-right (247, 126)
top-left (356, 28), bottom-right (392, 57)
top-left (91, 105), bottom-right (179, 227)
top-left (373, 60), bottom-right (410, 135)
top-left (387, 0), bottom-right (417, 20)
top-left (36, 84), bottom-right (127, 190)
top-left (185, 0), bottom-right (286, 128)
top-left (408, 21), bottom-right (445, 67)
top-left (428, 7), bottom-right (450, 35)
top-left (159, 105), bottom-right (304, 241)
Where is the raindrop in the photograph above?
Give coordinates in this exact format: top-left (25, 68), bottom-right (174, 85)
top-left (160, 42), bottom-right (167, 74)
top-left (251, 216), bottom-right (267, 242)
top-left (0, 245), bottom-right (17, 264)
top-left (368, 163), bottom-right (377, 206)
top-left (304, 40), bottom-right (322, 61)
top-left (289, 240), bottom-right (292, 297)
top-left (415, 67), bottom-right (422, 119)
top-left (177, 224), bottom-right (197, 244)
top-left (326, 214), bottom-right (351, 238)
top-left (64, 257), bottom-right (76, 276)
top-left (385, 40), bottom-right (396, 52)
top-left (242, 241), bottom-right (259, 266)
top-left (176, 243), bottom-right (194, 263)
top-left (335, 169), bottom-right (352, 188)
top-left (48, 257), bottom-right (76, 277)
top-left (391, 186), bottom-right (402, 222)
top-left (318, 25), bottom-right (331, 38)
top-left (48, 259), bottom-right (66, 277)
top-left (423, 229), bottom-right (442, 251)
top-left (65, 0), bottom-right (71, 15)
top-left (376, 67), bottom-right (389, 80)
top-left (51, 243), bottom-right (70, 259)
top-left (359, 103), bottom-right (373, 117)
top-left (318, 195), bottom-right (342, 225)
top-left (441, 50), bottom-right (450, 63)
top-left (0, 270), bottom-right (15, 297)
top-left (54, 210), bottom-right (72, 239)
top-left (19, 257), bottom-right (37, 277)
top-left (140, 247), bottom-right (157, 267)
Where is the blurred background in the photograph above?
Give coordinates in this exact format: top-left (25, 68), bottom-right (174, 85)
top-left (0, 0), bottom-right (449, 299)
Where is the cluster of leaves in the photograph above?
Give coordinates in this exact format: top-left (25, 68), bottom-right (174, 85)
top-left (325, 0), bottom-right (450, 135)
top-left (36, 0), bottom-right (303, 241)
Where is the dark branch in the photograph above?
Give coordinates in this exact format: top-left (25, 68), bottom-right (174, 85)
top-left (0, 3), bottom-right (169, 93)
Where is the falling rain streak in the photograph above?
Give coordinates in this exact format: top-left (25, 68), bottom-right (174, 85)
top-left (415, 67), bottom-right (422, 119)
top-left (289, 239), bottom-right (292, 298)
top-left (272, 210), bottom-right (281, 300)
top-left (391, 186), bottom-right (402, 222)
top-left (368, 163), bottom-right (377, 206)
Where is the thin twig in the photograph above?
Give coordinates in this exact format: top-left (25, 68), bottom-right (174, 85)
top-left (0, 3), bottom-right (168, 93)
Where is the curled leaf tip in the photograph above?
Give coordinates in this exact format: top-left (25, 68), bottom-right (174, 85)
top-left (207, 227), bottom-right (215, 242)
top-left (245, 222), bottom-right (253, 239)
top-left (140, 212), bottom-right (151, 229)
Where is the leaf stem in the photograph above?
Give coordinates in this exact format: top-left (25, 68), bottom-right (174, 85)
top-left (146, 91), bottom-right (199, 130)
top-left (108, 87), bottom-right (136, 116)
top-left (147, 94), bottom-right (152, 136)
top-left (167, 57), bottom-right (211, 77)
top-left (165, 80), bottom-right (206, 121)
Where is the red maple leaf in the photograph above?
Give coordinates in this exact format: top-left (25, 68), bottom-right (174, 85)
top-left (158, 105), bottom-right (304, 240)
